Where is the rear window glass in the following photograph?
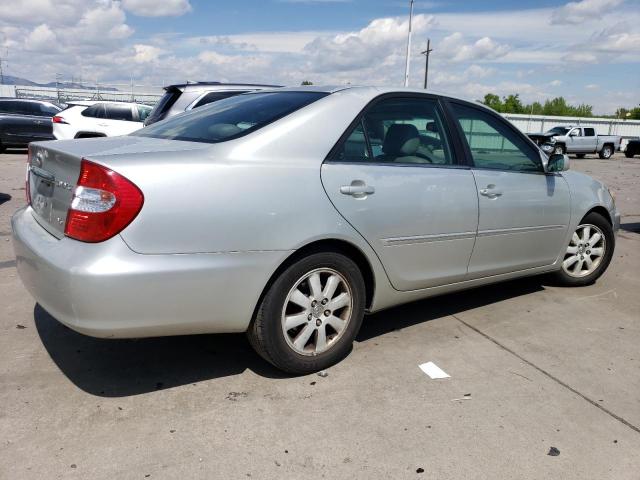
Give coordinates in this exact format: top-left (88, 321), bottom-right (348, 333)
top-left (192, 91), bottom-right (248, 109)
top-left (134, 92), bottom-right (327, 144)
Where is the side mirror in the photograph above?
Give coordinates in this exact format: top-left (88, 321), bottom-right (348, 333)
top-left (425, 121), bottom-right (437, 133)
top-left (547, 153), bottom-right (570, 172)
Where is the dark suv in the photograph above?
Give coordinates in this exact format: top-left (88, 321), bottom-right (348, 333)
top-left (144, 82), bottom-right (280, 126)
top-left (0, 98), bottom-right (61, 151)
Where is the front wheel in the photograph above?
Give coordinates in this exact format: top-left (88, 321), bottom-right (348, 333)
top-left (247, 251), bottom-right (365, 374)
top-left (553, 145), bottom-right (564, 155)
top-left (552, 212), bottom-right (614, 286)
top-left (599, 145), bottom-right (613, 159)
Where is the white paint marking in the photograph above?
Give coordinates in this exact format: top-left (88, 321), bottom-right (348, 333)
top-left (419, 362), bottom-right (450, 379)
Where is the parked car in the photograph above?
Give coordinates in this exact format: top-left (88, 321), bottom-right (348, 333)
top-left (13, 87), bottom-right (620, 374)
top-left (624, 138), bottom-right (640, 158)
top-left (143, 82), bottom-right (280, 126)
top-left (52, 101), bottom-right (152, 139)
top-left (528, 126), bottom-right (621, 159)
top-left (0, 98), bottom-right (61, 151)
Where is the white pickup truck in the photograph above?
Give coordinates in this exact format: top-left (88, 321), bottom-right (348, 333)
top-left (528, 126), bottom-right (621, 159)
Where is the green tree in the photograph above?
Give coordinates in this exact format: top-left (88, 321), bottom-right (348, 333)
top-left (301, 80), bottom-right (314, 85)
top-left (482, 93), bottom-right (503, 112)
top-left (503, 94), bottom-right (525, 114)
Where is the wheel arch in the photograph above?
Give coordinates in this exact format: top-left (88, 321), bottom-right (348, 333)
top-left (250, 238), bottom-right (376, 327)
top-left (583, 205), bottom-right (612, 226)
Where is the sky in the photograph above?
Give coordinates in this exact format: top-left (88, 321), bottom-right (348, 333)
top-left (0, 0), bottom-right (638, 114)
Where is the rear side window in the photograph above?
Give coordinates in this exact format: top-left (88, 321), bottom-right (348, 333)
top-left (135, 91), bottom-right (328, 144)
top-left (37, 103), bottom-right (60, 116)
top-left (105, 104), bottom-right (134, 121)
top-left (0, 101), bottom-right (28, 114)
top-left (146, 88), bottom-right (181, 122)
top-left (192, 91), bottom-right (248, 109)
top-left (82, 104), bottom-right (106, 118)
top-left (584, 128), bottom-right (595, 137)
top-left (451, 103), bottom-right (542, 172)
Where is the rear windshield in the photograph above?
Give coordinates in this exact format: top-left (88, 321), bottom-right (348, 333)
top-left (134, 91), bottom-right (328, 144)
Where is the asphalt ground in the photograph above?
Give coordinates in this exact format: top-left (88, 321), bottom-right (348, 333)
top-left (1, 149), bottom-right (639, 479)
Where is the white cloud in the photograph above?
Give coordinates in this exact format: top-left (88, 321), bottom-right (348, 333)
top-left (551, 0), bottom-right (624, 25)
top-left (25, 24), bottom-right (57, 53)
top-left (549, 79), bottom-right (562, 86)
top-left (303, 14), bottom-right (435, 71)
top-left (439, 33), bottom-right (510, 63)
top-left (133, 44), bottom-right (164, 63)
top-left (122, 0), bottom-right (192, 17)
top-left (585, 83), bottom-right (599, 89)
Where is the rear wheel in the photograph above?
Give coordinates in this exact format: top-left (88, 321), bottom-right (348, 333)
top-left (247, 251), bottom-right (365, 374)
top-left (625, 151), bottom-right (635, 158)
top-left (552, 212), bottom-right (614, 286)
top-left (599, 145), bottom-right (613, 159)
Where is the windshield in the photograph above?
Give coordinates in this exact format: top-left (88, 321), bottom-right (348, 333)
top-left (134, 91), bottom-right (328, 144)
top-left (545, 127), bottom-right (570, 136)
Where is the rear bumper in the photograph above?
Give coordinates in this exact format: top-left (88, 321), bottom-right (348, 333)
top-left (12, 207), bottom-right (290, 338)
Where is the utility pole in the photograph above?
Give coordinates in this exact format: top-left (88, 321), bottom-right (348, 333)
top-left (421, 39), bottom-right (432, 89)
top-left (403, 0), bottom-right (414, 87)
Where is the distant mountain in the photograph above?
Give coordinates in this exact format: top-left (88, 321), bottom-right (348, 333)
top-left (0, 75), bottom-right (117, 91)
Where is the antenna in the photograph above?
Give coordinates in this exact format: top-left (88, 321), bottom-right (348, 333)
top-left (403, 0), bottom-right (414, 87)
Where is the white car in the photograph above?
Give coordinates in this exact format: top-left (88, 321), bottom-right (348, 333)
top-left (52, 101), bottom-right (153, 139)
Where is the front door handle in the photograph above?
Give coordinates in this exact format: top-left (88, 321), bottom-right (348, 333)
top-left (340, 180), bottom-right (375, 197)
top-left (479, 184), bottom-right (503, 198)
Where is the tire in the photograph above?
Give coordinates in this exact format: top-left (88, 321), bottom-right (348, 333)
top-left (553, 145), bottom-right (565, 155)
top-left (247, 251), bottom-right (366, 374)
top-left (598, 145), bottom-right (613, 159)
top-left (575, 154), bottom-right (586, 159)
top-left (551, 212), bottom-right (614, 287)
top-left (625, 151), bottom-right (634, 158)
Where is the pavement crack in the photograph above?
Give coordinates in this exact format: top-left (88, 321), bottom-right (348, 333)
top-left (452, 314), bottom-right (640, 435)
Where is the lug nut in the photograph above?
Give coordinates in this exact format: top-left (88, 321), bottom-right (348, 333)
top-left (321, 298), bottom-right (328, 305)
top-left (307, 314), bottom-right (312, 321)
top-left (316, 319), bottom-right (322, 327)
top-left (311, 300), bottom-right (317, 307)
top-left (324, 310), bottom-right (331, 317)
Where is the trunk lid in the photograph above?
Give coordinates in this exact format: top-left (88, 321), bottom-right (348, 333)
top-left (28, 136), bottom-right (210, 239)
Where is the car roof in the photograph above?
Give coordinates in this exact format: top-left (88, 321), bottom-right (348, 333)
top-left (167, 82), bottom-right (281, 91)
top-left (254, 85), bottom-right (485, 106)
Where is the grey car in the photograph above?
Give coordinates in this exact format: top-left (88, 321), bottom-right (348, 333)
top-left (143, 81), bottom-right (280, 126)
top-left (12, 86), bottom-right (620, 374)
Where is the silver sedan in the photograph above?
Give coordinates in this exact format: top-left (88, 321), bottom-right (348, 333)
top-left (12, 86), bottom-right (620, 373)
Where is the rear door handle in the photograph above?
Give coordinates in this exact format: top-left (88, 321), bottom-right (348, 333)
top-left (479, 185), bottom-right (503, 198)
top-left (340, 181), bottom-right (375, 197)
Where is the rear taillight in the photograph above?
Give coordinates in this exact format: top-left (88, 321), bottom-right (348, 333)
top-left (52, 115), bottom-right (68, 124)
top-left (25, 148), bottom-right (31, 205)
top-left (64, 159), bottom-right (143, 243)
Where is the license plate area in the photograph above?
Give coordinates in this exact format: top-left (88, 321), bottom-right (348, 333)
top-left (30, 166), bottom-right (56, 221)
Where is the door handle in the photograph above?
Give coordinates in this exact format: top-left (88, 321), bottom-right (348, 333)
top-left (34, 120), bottom-right (43, 125)
top-left (479, 184), bottom-right (503, 198)
top-left (340, 180), bottom-right (375, 197)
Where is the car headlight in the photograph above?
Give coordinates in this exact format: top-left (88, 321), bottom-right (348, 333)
top-left (541, 144), bottom-right (553, 151)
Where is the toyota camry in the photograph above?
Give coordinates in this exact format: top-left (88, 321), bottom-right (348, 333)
top-left (12, 86), bottom-right (620, 374)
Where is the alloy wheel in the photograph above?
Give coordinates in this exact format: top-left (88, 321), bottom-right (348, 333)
top-left (562, 224), bottom-right (606, 278)
top-left (281, 268), bottom-right (353, 356)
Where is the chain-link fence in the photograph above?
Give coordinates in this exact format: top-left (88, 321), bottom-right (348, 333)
top-left (14, 82), bottom-right (163, 106)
